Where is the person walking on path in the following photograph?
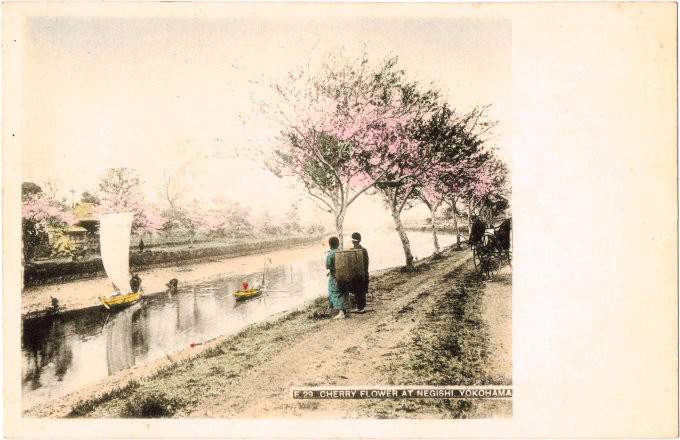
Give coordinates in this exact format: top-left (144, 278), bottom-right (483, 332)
top-left (326, 236), bottom-right (350, 319)
top-left (350, 232), bottom-right (369, 313)
top-left (139, 238), bottom-right (145, 253)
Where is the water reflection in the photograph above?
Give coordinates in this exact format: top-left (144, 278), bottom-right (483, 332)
top-left (22, 231), bottom-right (455, 409)
top-left (22, 316), bottom-right (73, 389)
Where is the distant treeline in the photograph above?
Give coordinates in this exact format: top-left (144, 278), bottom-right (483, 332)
top-left (23, 234), bottom-right (324, 288)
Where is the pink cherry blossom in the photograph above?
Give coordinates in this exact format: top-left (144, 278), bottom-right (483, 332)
top-left (22, 198), bottom-right (77, 228)
top-left (98, 194), bottom-right (167, 233)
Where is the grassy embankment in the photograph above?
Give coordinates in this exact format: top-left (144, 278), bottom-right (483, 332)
top-left (59, 248), bottom-right (510, 419)
top-left (355, 264), bottom-right (511, 418)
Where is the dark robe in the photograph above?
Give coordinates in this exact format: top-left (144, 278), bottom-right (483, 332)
top-left (469, 220), bottom-right (486, 246)
top-left (130, 275), bottom-right (142, 293)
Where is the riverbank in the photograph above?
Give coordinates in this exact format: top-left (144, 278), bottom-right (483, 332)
top-left (25, 246), bottom-right (512, 419)
top-left (24, 233), bottom-right (326, 288)
top-left (403, 220), bottom-right (469, 236)
top-left (22, 239), bottom-right (328, 319)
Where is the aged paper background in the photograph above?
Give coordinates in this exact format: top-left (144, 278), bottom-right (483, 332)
top-left (3, 1), bottom-right (677, 438)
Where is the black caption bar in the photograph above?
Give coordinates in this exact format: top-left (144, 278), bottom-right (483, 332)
top-left (292, 387), bottom-right (512, 399)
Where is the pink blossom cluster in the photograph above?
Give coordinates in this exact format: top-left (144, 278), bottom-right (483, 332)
top-left (135, 205), bottom-right (166, 233)
top-left (98, 194), bottom-right (166, 233)
top-left (188, 209), bottom-right (227, 233)
top-left (22, 198), bottom-right (77, 228)
top-left (311, 96), bottom-right (425, 187)
top-left (460, 157), bottom-right (507, 199)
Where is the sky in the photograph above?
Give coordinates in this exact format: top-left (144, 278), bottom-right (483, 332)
top-left (21, 12), bottom-right (511, 228)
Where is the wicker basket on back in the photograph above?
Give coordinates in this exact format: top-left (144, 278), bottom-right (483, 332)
top-left (334, 249), bottom-right (366, 285)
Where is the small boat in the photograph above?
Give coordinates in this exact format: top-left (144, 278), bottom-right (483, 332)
top-left (99, 292), bottom-right (143, 310)
top-left (97, 212), bottom-right (142, 310)
top-left (232, 258), bottom-right (270, 301)
top-left (232, 288), bottom-right (262, 301)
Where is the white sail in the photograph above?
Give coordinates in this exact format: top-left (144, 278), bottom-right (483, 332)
top-left (99, 212), bottom-right (134, 295)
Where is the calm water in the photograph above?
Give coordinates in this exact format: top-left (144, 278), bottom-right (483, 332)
top-left (21, 230), bottom-right (456, 409)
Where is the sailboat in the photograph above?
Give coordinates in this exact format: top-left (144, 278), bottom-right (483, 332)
top-left (98, 212), bottom-right (142, 309)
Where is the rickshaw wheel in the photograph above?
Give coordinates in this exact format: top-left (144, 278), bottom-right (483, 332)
top-left (472, 245), bottom-right (481, 274)
top-left (473, 234), bottom-right (503, 279)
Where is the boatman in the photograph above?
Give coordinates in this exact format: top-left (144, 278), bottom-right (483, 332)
top-left (350, 232), bottom-right (369, 314)
top-left (130, 273), bottom-right (142, 293)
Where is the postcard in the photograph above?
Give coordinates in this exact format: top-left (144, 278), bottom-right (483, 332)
top-left (3, 2), bottom-right (676, 438)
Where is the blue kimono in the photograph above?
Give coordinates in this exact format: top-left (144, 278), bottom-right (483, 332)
top-left (326, 249), bottom-right (350, 310)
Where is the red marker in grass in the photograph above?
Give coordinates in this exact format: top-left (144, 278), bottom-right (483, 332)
top-left (190, 342), bottom-right (204, 348)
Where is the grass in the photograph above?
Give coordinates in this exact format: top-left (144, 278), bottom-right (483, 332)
top-left (66, 381), bottom-right (140, 418)
top-left (121, 392), bottom-right (187, 418)
top-left (356, 262), bottom-right (512, 419)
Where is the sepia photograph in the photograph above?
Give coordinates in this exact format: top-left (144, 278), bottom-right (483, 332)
top-left (3, 2), bottom-right (676, 438)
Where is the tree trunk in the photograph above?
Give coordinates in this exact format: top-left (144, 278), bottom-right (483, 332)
top-left (467, 199), bottom-right (472, 233)
top-left (390, 203), bottom-right (414, 267)
top-left (452, 198), bottom-right (461, 249)
top-left (430, 205), bottom-right (440, 255)
top-left (335, 211), bottom-right (345, 249)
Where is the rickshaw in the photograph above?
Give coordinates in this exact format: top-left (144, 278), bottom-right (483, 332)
top-left (470, 218), bottom-right (512, 279)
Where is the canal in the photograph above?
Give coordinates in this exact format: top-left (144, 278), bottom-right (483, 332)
top-left (21, 230), bottom-right (457, 409)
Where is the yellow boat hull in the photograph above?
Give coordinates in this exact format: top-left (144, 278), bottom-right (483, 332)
top-left (233, 288), bottom-right (261, 300)
top-left (99, 292), bottom-right (142, 309)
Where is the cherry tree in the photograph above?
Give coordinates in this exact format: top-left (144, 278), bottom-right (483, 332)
top-left (372, 135), bottom-right (432, 266)
top-left (22, 197), bottom-right (77, 263)
top-left (182, 198), bottom-right (254, 239)
top-left (420, 105), bottom-right (497, 250)
top-left (186, 204), bottom-right (227, 238)
top-left (378, 103), bottom-right (494, 262)
top-left (464, 157), bottom-right (509, 226)
top-left (211, 198), bottom-right (252, 238)
top-left (383, 104), bottom-right (462, 260)
top-left (97, 168), bottom-right (166, 234)
top-left (176, 202), bottom-right (221, 244)
top-left (447, 152), bottom-right (509, 231)
top-left (263, 53), bottom-right (437, 248)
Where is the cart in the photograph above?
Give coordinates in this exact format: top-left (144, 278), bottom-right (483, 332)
top-left (470, 218), bottom-right (512, 279)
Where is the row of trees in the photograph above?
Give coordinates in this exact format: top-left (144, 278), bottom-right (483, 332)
top-left (21, 169), bottom-right (312, 263)
top-left (263, 53), bottom-right (509, 266)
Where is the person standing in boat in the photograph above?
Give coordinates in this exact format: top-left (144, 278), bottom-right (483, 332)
top-left (349, 232), bottom-right (369, 314)
top-left (326, 236), bottom-right (350, 319)
top-left (130, 273), bottom-right (142, 293)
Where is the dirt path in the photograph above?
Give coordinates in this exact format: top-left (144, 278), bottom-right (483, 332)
top-left (27, 247), bottom-right (511, 419)
top-left (481, 266), bottom-right (512, 383)
top-left (22, 240), bottom-right (327, 318)
top-left (187, 254), bottom-right (470, 418)
top-left (181, 249), bottom-right (511, 419)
